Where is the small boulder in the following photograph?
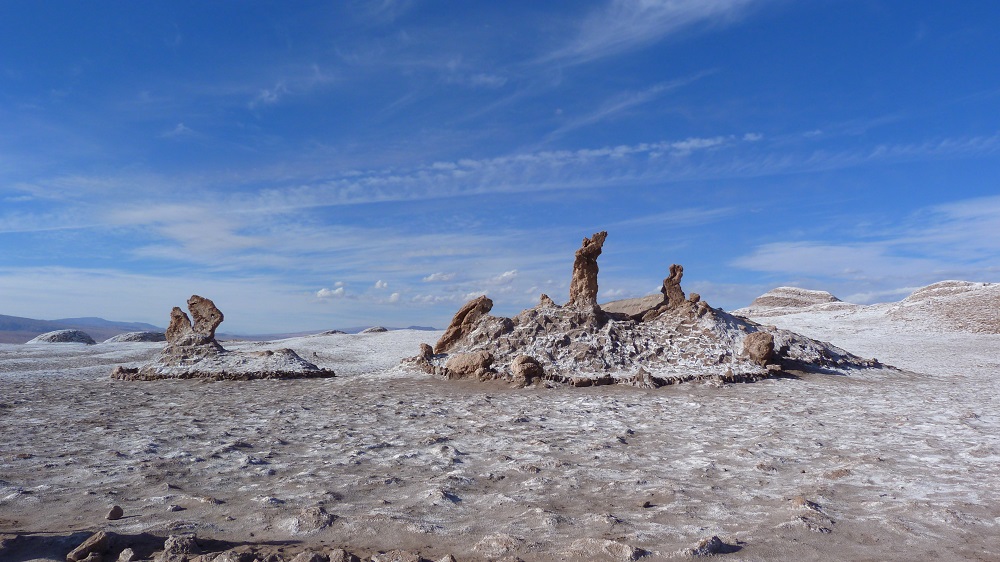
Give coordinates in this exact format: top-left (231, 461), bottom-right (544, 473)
top-left (66, 531), bottom-right (110, 562)
top-left (444, 351), bottom-right (494, 379)
top-left (511, 355), bottom-right (544, 385)
top-left (328, 549), bottom-right (361, 562)
top-left (156, 534), bottom-right (201, 562)
top-left (744, 331), bottom-right (775, 366)
top-left (290, 552), bottom-right (327, 562)
top-left (106, 505), bottom-right (124, 520)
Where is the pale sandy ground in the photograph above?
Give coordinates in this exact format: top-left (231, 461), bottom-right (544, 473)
top-left (1, 320), bottom-right (999, 561)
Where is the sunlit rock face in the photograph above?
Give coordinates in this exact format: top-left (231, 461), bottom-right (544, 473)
top-left (408, 231), bottom-right (884, 388)
top-left (112, 295), bottom-right (335, 381)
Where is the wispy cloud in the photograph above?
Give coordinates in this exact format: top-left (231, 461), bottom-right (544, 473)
top-left (546, 72), bottom-right (714, 139)
top-left (731, 194), bottom-right (1000, 303)
top-left (540, 0), bottom-right (765, 66)
top-left (423, 272), bottom-right (456, 282)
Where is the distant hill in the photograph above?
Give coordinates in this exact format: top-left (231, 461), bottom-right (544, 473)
top-left (0, 314), bottom-right (163, 344)
top-left (735, 280), bottom-right (1000, 335)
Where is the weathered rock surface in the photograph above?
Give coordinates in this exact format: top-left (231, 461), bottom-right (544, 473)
top-left (112, 296), bottom-right (334, 381)
top-left (743, 330), bottom-right (775, 366)
top-left (103, 331), bottom-right (167, 343)
top-left (27, 330), bottom-right (96, 345)
top-left (510, 355), bottom-right (544, 386)
top-left (409, 230), bottom-right (885, 388)
top-left (361, 326), bottom-right (388, 333)
top-left (443, 350), bottom-right (494, 379)
top-left (66, 531), bottom-right (110, 561)
top-left (106, 505), bottom-right (124, 520)
top-left (434, 295), bottom-right (494, 354)
top-left (568, 231), bottom-right (607, 308)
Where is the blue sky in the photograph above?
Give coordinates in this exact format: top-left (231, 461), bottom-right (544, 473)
top-left (1, 1), bottom-right (999, 333)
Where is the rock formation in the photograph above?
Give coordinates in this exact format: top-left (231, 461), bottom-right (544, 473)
top-left (360, 326), bottom-right (388, 333)
top-left (111, 296), bottom-right (335, 381)
top-left (26, 329), bottom-right (96, 345)
top-left (103, 331), bottom-right (167, 343)
top-left (567, 231), bottom-right (607, 308)
top-left (434, 295), bottom-right (494, 354)
top-left (406, 230), bottom-right (884, 388)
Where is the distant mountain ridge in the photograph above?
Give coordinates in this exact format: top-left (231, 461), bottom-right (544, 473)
top-left (0, 314), bottom-right (163, 344)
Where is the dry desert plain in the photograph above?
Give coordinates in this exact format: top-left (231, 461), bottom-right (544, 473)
top-left (1, 282), bottom-right (1000, 561)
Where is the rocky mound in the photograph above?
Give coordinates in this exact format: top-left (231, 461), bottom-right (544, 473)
top-left (738, 280), bottom-right (1000, 335)
top-left (405, 231), bottom-right (881, 387)
top-left (26, 329), bottom-right (96, 345)
top-left (361, 326), bottom-right (389, 333)
top-left (111, 296), bottom-right (335, 381)
top-left (733, 287), bottom-right (856, 318)
top-left (886, 280), bottom-right (1000, 334)
top-left (102, 331), bottom-right (167, 343)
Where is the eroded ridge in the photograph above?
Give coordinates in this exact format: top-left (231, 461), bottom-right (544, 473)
top-left (111, 295), bottom-right (335, 381)
top-left (406, 231), bottom-right (883, 387)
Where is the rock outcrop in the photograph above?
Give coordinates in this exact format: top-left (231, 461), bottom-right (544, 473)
top-left (434, 295), bottom-right (494, 354)
top-left (568, 231), bottom-right (607, 308)
top-left (111, 296), bottom-right (335, 381)
top-left (407, 230), bottom-right (884, 388)
top-left (26, 329), bottom-right (96, 345)
top-left (103, 331), bottom-right (167, 343)
top-left (360, 326), bottom-right (388, 334)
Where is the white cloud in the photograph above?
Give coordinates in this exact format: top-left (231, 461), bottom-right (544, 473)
top-left (374, 279), bottom-right (388, 289)
top-left (423, 272), bottom-right (456, 282)
top-left (490, 270), bottom-right (518, 284)
top-left (316, 286), bottom-right (346, 298)
top-left (388, 292), bottom-right (400, 303)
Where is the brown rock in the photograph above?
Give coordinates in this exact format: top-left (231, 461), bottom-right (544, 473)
top-left (67, 531), bottom-right (110, 562)
top-left (434, 295), bottom-right (494, 354)
top-left (156, 534), bottom-right (201, 562)
top-left (684, 535), bottom-right (735, 556)
top-left (187, 295), bottom-right (224, 339)
top-left (419, 343), bottom-right (434, 360)
top-left (662, 264), bottom-right (686, 308)
top-left (290, 552), bottom-right (327, 562)
top-left (106, 505), bottom-right (124, 520)
top-left (568, 231), bottom-right (607, 308)
top-left (444, 351), bottom-right (494, 379)
top-left (538, 294), bottom-right (556, 307)
top-left (328, 549), bottom-right (361, 562)
top-left (744, 331), bottom-right (775, 366)
top-left (371, 551), bottom-right (422, 562)
top-left (510, 355), bottom-right (544, 385)
top-left (165, 307), bottom-right (195, 345)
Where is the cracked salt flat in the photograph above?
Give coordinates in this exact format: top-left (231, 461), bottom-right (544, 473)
top-left (1, 324), bottom-right (999, 561)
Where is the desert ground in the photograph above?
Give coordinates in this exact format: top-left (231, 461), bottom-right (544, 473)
top-left (2, 287), bottom-right (999, 561)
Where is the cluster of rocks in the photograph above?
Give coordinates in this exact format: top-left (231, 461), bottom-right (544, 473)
top-left (406, 231), bottom-right (882, 387)
top-left (60, 530), bottom-right (458, 562)
top-left (111, 296), bottom-right (335, 381)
